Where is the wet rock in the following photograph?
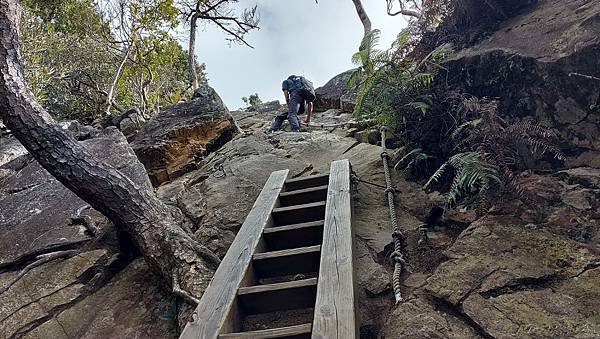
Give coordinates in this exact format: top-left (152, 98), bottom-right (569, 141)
top-left (0, 128), bottom-right (151, 268)
top-left (132, 85), bottom-right (238, 186)
top-left (314, 69), bottom-right (357, 112)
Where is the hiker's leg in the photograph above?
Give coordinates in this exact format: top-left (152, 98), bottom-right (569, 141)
top-left (287, 93), bottom-right (302, 131)
top-left (270, 111), bottom-right (287, 131)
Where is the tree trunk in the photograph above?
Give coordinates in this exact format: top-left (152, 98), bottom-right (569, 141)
top-left (351, 0), bottom-right (372, 37)
top-left (0, 0), bottom-right (218, 303)
top-left (188, 14), bottom-right (199, 91)
top-left (105, 41), bottom-right (133, 115)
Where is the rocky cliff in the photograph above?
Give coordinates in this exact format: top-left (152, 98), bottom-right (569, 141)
top-left (1, 1), bottom-right (599, 338)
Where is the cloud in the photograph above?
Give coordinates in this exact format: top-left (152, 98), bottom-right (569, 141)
top-left (188, 0), bottom-right (408, 110)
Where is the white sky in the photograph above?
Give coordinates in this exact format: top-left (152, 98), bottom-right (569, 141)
top-left (182, 0), bottom-right (408, 110)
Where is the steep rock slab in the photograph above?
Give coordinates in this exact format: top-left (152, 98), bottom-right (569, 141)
top-left (445, 0), bottom-right (600, 167)
top-left (424, 216), bottom-right (600, 337)
top-left (131, 85), bottom-right (238, 186)
top-left (314, 70), bottom-right (357, 112)
top-left (383, 297), bottom-right (481, 338)
top-left (0, 250), bottom-right (107, 337)
top-left (49, 259), bottom-right (175, 339)
top-left (0, 128), bottom-right (151, 268)
top-left (158, 112), bottom-right (430, 335)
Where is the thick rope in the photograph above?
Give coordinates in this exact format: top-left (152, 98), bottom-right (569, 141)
top-left (380, 127), bottom-right (406, 304)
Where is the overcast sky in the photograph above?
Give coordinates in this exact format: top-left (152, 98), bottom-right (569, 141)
top-left (182, 0), bottom-right (408, 110)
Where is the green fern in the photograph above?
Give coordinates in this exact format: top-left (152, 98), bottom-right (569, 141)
top-left (425, 152), bottom-right (502, 207)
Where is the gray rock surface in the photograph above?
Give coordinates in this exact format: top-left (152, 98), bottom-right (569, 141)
top-left (0, 131), bottom-right (27, 167)
top-left (0, 128), bottom-right (174, 338)
top-left (314, 69), bottom-right (357, 112)
top-left (132, 85), bottom-right (238, 186)
top-left (0, 128), bottom-right (150, 268)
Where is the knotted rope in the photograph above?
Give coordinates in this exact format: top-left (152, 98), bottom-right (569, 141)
top-left (380, 127), bottom-right (406, 304)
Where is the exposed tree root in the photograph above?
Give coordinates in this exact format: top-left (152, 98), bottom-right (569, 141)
top-left (0, 250), bottom-right (78, 295)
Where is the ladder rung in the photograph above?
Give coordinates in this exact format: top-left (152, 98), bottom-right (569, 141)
top-left (238, 279), bottom-right (317, 314)
top-left (279, 185), bottom-right (328, 206)
top-left (219, 323), bottom-right (312, 338)
top-left (253, 246), bottom-right (321, 278)
top-left (285, 173), bottom-right (329, 192)
top-left (272, 201), bottom-right (326, 226)
top-left (263, 221), bottom-right (324, 251)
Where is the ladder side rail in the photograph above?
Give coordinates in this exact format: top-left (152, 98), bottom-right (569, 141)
top-left (312, 159), bottom-right (358, 339)
top-left (180, 169), bottom-right (289, 339)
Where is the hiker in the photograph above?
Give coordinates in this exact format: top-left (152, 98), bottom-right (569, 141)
top-left (269, 75), bottom-right (315, 132)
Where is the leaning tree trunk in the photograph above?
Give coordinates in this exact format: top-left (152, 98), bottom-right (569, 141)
top-left (351, 0), bottom-right (372, 38)
top-left (188, 13), bottom-right (199, 91)
top-left (0, 0), bottom-right (218, 303)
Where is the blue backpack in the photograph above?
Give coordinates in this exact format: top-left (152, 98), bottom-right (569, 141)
top-left (288, 75), bottom-right (316, 102)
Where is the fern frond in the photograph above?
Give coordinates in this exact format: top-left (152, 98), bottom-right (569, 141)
top-left (424, 162), bottom-right (449, 190)
top-left (347, 68), bottom-right (363, 89)
top-left (395, 148), bottom-right (423, 170)
top-left (426, 152), bottom-right (502, 207)
top-left (450, 118), bottom-right (481, 140)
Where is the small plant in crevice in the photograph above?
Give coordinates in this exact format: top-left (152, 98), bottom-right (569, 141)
top-left (425, 96), bottom-right (565, 208)
top-left (394, 148), bottom-right (436, 180)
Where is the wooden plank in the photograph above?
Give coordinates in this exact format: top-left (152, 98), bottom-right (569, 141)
top-left (253, 245), bottom-right (321, 279)
top-left (312, 159), bottom-right (358, 339)
top-left (180, 169), bottom-right (289, 339)
top-left (285, 174), bottom-right (329, 192)
top-left (218, 323), bottom-right (312, 339)
top-left (237, 278), bottom-right (318, 314)
top-left (263, 221), bottom-right (324, 251)
top-left (272, 201), bottom-right (326, 226)
top-left (279, 185), bottom-right (328, 206)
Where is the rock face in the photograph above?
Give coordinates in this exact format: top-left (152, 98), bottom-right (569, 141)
top-left (445, 0), bottom-right (600, 167)
top-left (157, 108), bottom-right (406, 333)
top-left (314, 69), bottom-right (357, 112)
top-left (2, 1), bottom-right (599, 337)
top-left (0, 128), bottom-right (150, 267)
top-left (425, 216), bottom-right (599, 338)
top-left (131, 85), bottom-right (238, 186)
top-left (0, 129), bottom-right (174, 338)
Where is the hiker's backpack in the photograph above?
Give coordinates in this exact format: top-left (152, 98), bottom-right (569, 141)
top-left (289, 76), bottom-right (316, 102)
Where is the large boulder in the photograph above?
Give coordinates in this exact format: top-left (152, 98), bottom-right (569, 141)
top-left (0, 128), bottom-right (151, 268)
top-left (314, 70), bottom-right (357, 112)
top-left (131, 85), bottom-right (238, 186)
top-left (0, 129), bottom-right (174, 338)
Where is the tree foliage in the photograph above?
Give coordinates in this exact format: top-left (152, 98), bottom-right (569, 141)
top-left (242, 93), bottom-right (262, 107)
top-left (20, 0), bottom-right (207, 123)
top-left (348, 28), bottom-right (452, 128)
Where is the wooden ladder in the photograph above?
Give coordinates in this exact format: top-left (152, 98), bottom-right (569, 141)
top-left (180, 159), bottom-right (357, 339)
